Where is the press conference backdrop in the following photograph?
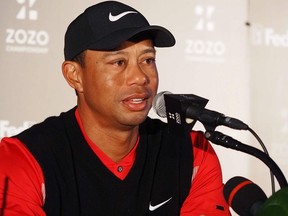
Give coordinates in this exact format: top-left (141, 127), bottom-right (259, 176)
top-left (1, 0), bottom-right (287, 215)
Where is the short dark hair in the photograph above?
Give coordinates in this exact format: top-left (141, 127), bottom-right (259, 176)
top-left (72, 51), bottom-right (86, 68)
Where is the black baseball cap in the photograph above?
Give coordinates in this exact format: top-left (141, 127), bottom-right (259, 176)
top-left (64, 1), bottom-right (176, 60)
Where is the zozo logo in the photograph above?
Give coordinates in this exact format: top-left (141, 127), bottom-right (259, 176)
top-left (185, 4), bottom-right (226, 62)
top-left (6, 29), bottom-right (49, 46)
top-left (5, 0), bottom-right (50, 53)
top-left (185, 40), bottom-right (225, 56)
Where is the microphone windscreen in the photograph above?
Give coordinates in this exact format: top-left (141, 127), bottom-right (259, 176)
top-left (152, 91), bottom-right (171, 118)
top-left (256, 187), bottom-right (288, 216)
top-left (224, 176), bottom-right (267, 216)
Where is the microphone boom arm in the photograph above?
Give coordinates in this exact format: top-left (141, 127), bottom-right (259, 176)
top-left (204, 130), bottom-right (288, 189)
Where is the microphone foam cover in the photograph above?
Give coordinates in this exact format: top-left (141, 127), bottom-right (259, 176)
top-left (224, 176), bottom-right (267, 216)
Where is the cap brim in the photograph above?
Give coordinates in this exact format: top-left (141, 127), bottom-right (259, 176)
top-left (87, 25), bottom-right (176, 51)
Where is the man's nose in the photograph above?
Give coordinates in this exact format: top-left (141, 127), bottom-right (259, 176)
top-left (126, 63), bottom-right (149, 86)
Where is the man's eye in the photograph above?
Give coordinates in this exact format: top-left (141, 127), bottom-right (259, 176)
top-left (145, 58), bottom-right (156, 64)
top-left (112, 60), bottom-right (125, 66)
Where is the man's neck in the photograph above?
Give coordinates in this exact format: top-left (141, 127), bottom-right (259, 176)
top-left (77, 108), bottom-right (139, 163)
top-left (87, 126), bottom-right (139, 163)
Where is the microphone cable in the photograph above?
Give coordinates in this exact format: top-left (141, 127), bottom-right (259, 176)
top-left (248, 127), bottom-right (276, 194)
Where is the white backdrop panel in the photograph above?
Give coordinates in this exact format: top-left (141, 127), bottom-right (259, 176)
top-left (1, 1), bottom-right (287, 215)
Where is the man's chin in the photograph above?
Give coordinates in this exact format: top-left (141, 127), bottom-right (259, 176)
top-left (122, 113), bottom-right (148, 127)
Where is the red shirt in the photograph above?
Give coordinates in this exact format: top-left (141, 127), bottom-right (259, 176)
top-left (0, 110), bottom-right (230, 215)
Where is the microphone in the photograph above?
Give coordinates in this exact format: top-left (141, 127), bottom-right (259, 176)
top-left (153, 91), bottom-right (248, 130)
top-left (152, 91), bottom-right (210, 136)
top-left (223, 176), bottom-right (267, 216)
top-left (224, 176), bottom-right (288, 216)
top-left (152, 91), bottom-right (169, 118)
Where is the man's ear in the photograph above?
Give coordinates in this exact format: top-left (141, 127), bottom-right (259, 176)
top-left (62, 61), bottom-right (83, 93)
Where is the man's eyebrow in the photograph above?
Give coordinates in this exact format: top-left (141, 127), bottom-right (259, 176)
top-left (102, 47), bottom-right (156, 58)
top-left (142, 47), bottom-right (156, 54)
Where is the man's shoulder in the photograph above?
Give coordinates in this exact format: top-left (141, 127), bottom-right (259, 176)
top-left (12, 108), bottom-right (76, 151)
top-left (17, 108), bottom-right (76, 137)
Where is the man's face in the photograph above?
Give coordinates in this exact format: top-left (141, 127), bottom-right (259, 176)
top-left (78, 39), bottom-right (158, 129)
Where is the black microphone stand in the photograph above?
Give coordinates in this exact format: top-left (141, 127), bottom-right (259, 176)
top-left (204, 130), bottom-right (288, 189)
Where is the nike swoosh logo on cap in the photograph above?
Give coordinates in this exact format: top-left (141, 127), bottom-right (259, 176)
top-left (109, 11), bottom-right (138, 22)
top-left (149, 197), bottom-right (173, 211)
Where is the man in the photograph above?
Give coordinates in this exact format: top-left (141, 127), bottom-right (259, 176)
top-left (0, 1), bottom-right (231, 215)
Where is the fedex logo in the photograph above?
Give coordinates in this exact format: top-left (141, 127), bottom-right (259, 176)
top-left (0, 120), bottom-right (35, 138)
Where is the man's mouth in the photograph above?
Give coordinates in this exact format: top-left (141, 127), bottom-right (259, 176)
top-left (123, 95), bottom-right (149, 111)
top-left (130, 98), bottom-right (145, 104)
